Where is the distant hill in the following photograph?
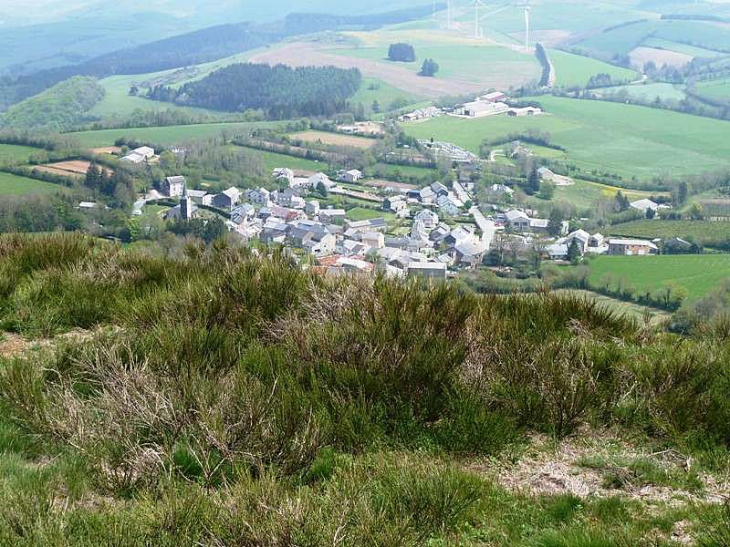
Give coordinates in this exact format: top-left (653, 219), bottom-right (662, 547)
top-left (0, 4), bottom-right (439, 114)
top-left (0, 76), bottom-right (105, 131)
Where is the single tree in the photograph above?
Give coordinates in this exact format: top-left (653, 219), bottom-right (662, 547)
top-left (567, 239), bottom-right (582, 263)
top-left (388, 43), bottom-right (416, 62)
top-left (419, 58), bottom-right (440, 77)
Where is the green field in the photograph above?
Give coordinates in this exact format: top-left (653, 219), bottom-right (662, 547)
top-left (332, 33), bottom-right (540, 85)
top-left (254, 149), bottom-right (327, 173)
top-left (90, 50), bottom-right (258, 119)
top-left (351, 77), bottom-right (427, 115)
top-left (653, 21), bottom-right (730, 55)
top-left (0, 144), bottom-right (43, 164)
top-left (405, 95), bottom-right (730, 180)
top-left (549, 49), bottom-right (638, 88)
top-left (642, 37), bottom-right (726, 59)
top-left (695, 77), bottom-right (730, 103)
top-left (554, 179), bottom-right (662, 209)
top-left (574, 21), bottom-right (660, 57)
top-left (346, 206), bottom-right (393, 221)
top-left (607, 220), bottom-right (730, 247)
top-left (588, 254), bottom-right (730, 302)
top-left (593, 82), bottom-right (687, 102)
top-left (67, 121), bottom-right (281, 148)
top-left (0, 172), bottom-right (62, 196)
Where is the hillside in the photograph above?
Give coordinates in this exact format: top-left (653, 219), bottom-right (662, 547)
top-left (0, 76), bottom-right (105, 131)
top-left (0, 5), bottom-right (437, 112)
top-left (0, 233), bottom-right (728, 545)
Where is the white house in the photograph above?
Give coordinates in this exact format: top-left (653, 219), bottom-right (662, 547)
top-left (415, 209), bottom-right (439, 230)
top-left (246, 188), bottom-right (271, 206)
top-left (212, 187), bottom-right (241, 211)
top-left (537, 167), bottom-right (574, 187)
top-left (162, 176), bottom-right (186, 198)
top-left (407, 262), bottom-right (447, 280)
top-left (338, 169), bottom-right (363, 183)
top-left (630, 199), bottom-right (660, 215)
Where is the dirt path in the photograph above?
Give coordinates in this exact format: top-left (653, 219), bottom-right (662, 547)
top-left (250, 43), bottom-right (488, 99)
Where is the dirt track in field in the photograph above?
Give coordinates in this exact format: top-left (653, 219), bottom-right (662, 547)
top-left (249, 43), bottom-right (488, 99)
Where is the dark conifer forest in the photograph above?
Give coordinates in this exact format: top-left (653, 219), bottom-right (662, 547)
top-left (147, 63), bottom-right (362, 119)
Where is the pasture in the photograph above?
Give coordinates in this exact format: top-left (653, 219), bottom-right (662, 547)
top-left (404, 96), bottom-right (730, 180)
top-left (587, 254), bottom-right (730, 302)
top-left (0, 172), bottom-right (62, 196)
top-left (607, 220), bottom-right (730, 248)
top-left (554, 179), bottom-right (663, 209)
top-left (350, 77), bottom-right (427, 115)
top-left (0, 144), bottom-right (44, 165)
top-left (695, 77), bottom-right (730, 103)
top-left (593, 82), bottom-right (687, 102)
top-left (548, 49), bottom-right (638, 88)
top-left (66, 121), bottom-right (281, 148)
top-left (253, 149), bottom-right (326, 174)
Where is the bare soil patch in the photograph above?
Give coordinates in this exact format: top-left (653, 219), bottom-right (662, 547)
top-left (35, 160), bottom-right (114, 180)
top-left (472, 430), bottom-right (729, 507)
top-left (91, 146), bottom-right (122, 156)
top-left (630, 46), bottom-right (694, 69)
top-left (292, 131), bottom-right (378, 149)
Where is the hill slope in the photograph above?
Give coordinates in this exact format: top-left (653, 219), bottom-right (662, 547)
top-left (0, 234), bottom-right (727, 545)
top-left (0, 76), bottom-right (105, 131)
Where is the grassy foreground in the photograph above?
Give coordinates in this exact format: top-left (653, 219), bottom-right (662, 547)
top-left (0, 234), bottom-right (728, 545)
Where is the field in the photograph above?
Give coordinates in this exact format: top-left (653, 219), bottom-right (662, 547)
top-left (554, 179), bottom-right (664, 209)
top-left (329, 30), bottom-right (541, 87)
top-left (350, 77), bottom-right (427, 115)
top-left (66, 121), bottom-right (281, 148)
top-left (404, 96), bottom-right (730, 180)
top-left (548, 49), bottom-right (638, 88)
top-left (0, 144), bottom-right (44, 164)
top-left (629, 46), bottom-right (694, 69)
top-left (695, 77), bottom-right (730, 103)
top-left (574, 19), bottom-right (730, 62)
top-left (36, 160), bottom-right (97, 178)
top-left (593, 82), bottom-right (687, 102)
top-left (588, 254), bottom-right (730, 302)
top-left (607, 220), bottom-right (730, 247)
top-left (253, 149), bottom-right (327, 174)
top-left (291, 131), bottom-right (378, 149)
top-left (0, 172), bottom-right (63, 196)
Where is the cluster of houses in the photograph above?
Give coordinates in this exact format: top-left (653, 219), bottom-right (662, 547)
top-left (452, 92), bottom-right (543, 119)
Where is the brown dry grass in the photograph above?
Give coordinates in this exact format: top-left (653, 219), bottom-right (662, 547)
top-left (292, 131), bottom-right (378, 149)
top-left (629, 46), bottom-right (694, 69)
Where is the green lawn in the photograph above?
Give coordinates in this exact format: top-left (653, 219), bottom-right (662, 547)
top-left (0, 144), bottom-right (43, 164)
top-left (346, 207), bottom-right (394, 222)
top-left (240, 148), bottom-right (326, 174)
top-left (588, 254), bottom-right (730, 302)
top-left (0, 172), bottom-right (63, 196)
top-left (66, 121), bottom-right (281, 148)
top-left (404, 95), bottom-right (730, 181)
top-left (642, 37), bottom-right (725, 59)
top-left (549, 50), bottom-right (638, 88)
top-left (606, 220), bottom-right (730, 248)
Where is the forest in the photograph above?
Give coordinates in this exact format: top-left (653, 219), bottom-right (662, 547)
top-left (147, 64), bottom-right (362, 119)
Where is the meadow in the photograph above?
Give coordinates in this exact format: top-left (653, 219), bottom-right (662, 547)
top-left (405, 96), bottom-right (730, 181)
top-left (548, 49), bottom-right (638, 88)
top-left (0, 144), bottom-right (42, 164)
top-left (554, 179), bottom-right (662, 209)
top-left (0, 172), bottom-right (63, 196)
top-left (607, 220), bottom-right (730, 248)
top-left (330, 29), bottom-right (540, 87)
top-left (66, 121), bottom-right (281, 148)
top-left (588, 254), bottom-right (730, 302)
top-left (0, 233), bottom-right (728, 545)
top-left (593, 82), bottom-right (687, 102)
top-left (350, 77), bottom-right (427, 115)
top-left (696, 77), bottom-right (730, 103)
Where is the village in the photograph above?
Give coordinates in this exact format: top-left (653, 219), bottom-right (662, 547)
top-left (129, 137), bottom-right (666, 281)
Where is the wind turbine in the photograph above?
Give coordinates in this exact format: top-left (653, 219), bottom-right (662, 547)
top-left (523, 1), bottom-right (532, 51)
top-left (447, 0), bottom-right (453, 30)
top-left (474, 0), bottom-right (484, 39)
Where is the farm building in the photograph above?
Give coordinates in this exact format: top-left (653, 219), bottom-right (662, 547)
top-left (454, 100), bottom-right (509, 118)
top-left (507, 107), bottom-right (542, 117)
top-left (337, 169), bottom-right (363, 183)
top-left (607, 238), bottom-right (658, 256)
top-left (407, 261), bottom-right (447, 280)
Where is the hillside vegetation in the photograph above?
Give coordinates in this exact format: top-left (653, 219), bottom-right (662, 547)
top-left (0, 77), bottom-right (105, 131)
top-left (148, 64), bottom-right (362, 118)
top-left (0, 234), bottom-right (728, 545)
